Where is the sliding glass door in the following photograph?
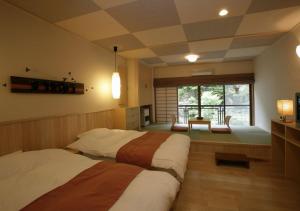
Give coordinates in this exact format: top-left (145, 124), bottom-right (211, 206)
top-left (200, 85), bottom-right (224, 125)
top-left (177, 84), bottom-right (251, 126)
top-left (178, 86), bottom-right (198, 123)
top-left (224, 84), bottom-right (250, 126)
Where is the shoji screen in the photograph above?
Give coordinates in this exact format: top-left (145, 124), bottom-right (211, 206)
top-left (155, 87), bottom-right (178, 123)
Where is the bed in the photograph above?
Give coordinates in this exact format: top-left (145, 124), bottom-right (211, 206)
top-left (67, 128), bottom-right (191, 181)
top-left (0, 149), bottom-right (179, 211)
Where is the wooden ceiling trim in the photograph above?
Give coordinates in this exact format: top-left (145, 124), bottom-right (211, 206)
top-left (154, 73), bottom-right (255, 87)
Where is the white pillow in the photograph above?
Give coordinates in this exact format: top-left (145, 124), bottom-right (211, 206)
top-left (77, 128), bottom-right (112, 139)
top-left (0, 149), bottom-right (79, 180)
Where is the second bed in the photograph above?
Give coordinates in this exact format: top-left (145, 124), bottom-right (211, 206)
top-left (67, 128), bottom-right (190, 181)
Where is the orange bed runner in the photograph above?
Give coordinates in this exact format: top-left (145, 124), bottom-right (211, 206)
top-left (116, 132), bottom-right (171, 168)
top-left (21, 161), bottom-right (143, 211)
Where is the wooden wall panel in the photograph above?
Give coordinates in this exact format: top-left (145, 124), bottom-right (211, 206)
top-left (0, 110), bottom-right (114, 155)
top-left (0, 123), bottom-right (23, 155)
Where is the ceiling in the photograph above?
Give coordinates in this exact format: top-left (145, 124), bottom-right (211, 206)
top-left (5, 0), bottom-right (300, 66)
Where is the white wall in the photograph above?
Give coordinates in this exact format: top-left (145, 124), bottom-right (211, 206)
top-left (0, 1), bottom-right (126, 122)
top-left (255, 25), bottom-right (300, 132)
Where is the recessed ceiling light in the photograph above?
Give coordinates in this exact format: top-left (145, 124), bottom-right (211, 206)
top-left (296, 45), bottom-right (300, 58)
top-left (185, 54), bottom-right (199, 63)
top-left (219, 9), bottom-right (229, 16)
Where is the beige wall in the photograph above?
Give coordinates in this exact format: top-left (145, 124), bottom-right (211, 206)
top-left (154, 60), bottom-right (253, 78)
top-left (126, 59), bottom-right (154, 107)
top-left (0, 1), bottom-right (126, 122)
top-left (255, 25), bottom-right (300, 132)
top-left (127, 59), bottom-right (139, 107)
top-left (139, 62), bottom-right (153, 106)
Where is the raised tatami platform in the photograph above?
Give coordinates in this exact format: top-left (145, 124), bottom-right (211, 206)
top-left (143, 124), bottom-right (271, 145)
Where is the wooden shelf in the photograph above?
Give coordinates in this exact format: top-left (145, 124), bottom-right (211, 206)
top-left (285, 142), bottom-right (300, 184)
top-left (271, 120), bottom-right (286, 137)
top-left (286, 139), bottom-right (300, 148)
top-left (271, 120), bottom-right (300, 184)
top-left (271, 131), bottom-right (285, 140)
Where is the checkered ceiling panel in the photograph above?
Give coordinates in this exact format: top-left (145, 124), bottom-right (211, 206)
top-left (5, 0), bottom-right (300, 66)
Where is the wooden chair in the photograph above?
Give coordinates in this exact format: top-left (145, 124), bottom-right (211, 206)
top-left (170, 114), bottom-right (188, 132)
top-left (211, 116), bottom-right (232, 134)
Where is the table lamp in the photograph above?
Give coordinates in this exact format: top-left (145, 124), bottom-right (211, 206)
top-left (277, 100), bottom-right (294, 122)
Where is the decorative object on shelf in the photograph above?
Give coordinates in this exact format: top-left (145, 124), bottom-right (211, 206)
top-left (112, 46), bottom-right (120, 99)
top-left (10, 76), bottom-right (84, 94)
top-left (25, 67), bottom-right (31, 72)
top-left (296, 45), bottom-right (300, 58)
top-left (62, 72), bottom-right (76, 82)
top-left (85, 86), bottom-right (94, 92)
top-left (277, 99), bottom-right (294, 123)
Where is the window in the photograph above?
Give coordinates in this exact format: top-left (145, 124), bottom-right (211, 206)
top-left (178, 86), bottom-right (198, 123)
top-left (177, 84), bottom-right (251, 126)
top-left (225, 84), bottom-right (250, 126)
top-left (200, 85), bottom-right (224, 125)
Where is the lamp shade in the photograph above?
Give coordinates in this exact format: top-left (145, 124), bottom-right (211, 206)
top-left (277, 100), bottom-right (294, 116)
top-left (296, 45), bottom-right (300, 58)
top-left (112, 72), bottom-right (120, 99)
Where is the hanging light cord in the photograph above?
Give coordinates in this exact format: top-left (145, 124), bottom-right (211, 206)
top-left (114, 46), bottom-right (118, 72)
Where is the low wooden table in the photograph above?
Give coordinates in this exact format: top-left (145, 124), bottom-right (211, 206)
top-left (215, 152), bottom-right (250, 169)
top-left (188, 118), bottom-right (211, 132)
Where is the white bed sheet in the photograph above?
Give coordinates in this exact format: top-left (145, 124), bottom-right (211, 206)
top-left (0, 149), bottom-right (179, 211)
top-left (68, 129), bottom-right (191, 180)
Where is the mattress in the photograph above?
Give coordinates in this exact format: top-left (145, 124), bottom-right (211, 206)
top-left (68, 128), bottom-right (191, 181)
top-left (0, 149), bottom-right (179, 211)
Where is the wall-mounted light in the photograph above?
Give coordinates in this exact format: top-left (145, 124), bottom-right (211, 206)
top-left (112, 46), bottom-right (120, 99)
top-left (296, 45), bottom-right (300, 58)
top-left (185, 54), bottom-right (199, 63)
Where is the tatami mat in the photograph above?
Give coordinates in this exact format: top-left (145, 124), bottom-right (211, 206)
top-left (142, 123), bottom-right (271, 145)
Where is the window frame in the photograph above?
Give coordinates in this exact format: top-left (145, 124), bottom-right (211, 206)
top-left (177, 83), bottom-right (254, 126)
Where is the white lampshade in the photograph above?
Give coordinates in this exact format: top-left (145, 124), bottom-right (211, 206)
top-left (296, 45), bottom-right (300, 58)
top-left (112, 72), bottom-right (120, 99)
top-left (277, 100), bottom-right (294, 116)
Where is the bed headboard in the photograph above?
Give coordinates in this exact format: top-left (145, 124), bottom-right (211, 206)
top-left (0, 110), bottom-right (114, 156)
